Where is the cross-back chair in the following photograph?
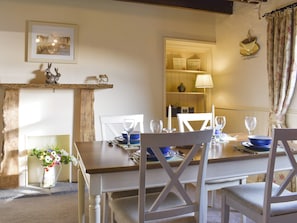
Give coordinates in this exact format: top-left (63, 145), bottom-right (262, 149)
top-left (99, 114), bottom-right (145, 222)
top-left (177, 113), bottom-right (213, 132)
top-left (99, 114), bottom-right (144, 140)
top-left (177, 113), bottom-right (247, 208)
top-left (221, 128), bottom-right (297, 223)
top-left (109, 130), bottom-right (213, 223)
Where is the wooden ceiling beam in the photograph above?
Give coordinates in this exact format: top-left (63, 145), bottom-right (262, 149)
top-left (115, 0), bottom-right (234, 14)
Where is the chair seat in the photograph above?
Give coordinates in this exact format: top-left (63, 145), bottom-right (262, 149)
top-left (223, 182), bottom-right (297, 217)
top-left (206, 176), bottom-right (247, 184)
top-left (109, 186), bottom-right (164, 199)
top-left (109, 192), bottom-right (196, 223)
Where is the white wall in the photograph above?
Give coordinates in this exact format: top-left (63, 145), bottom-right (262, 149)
top-left (2, 0), bottom-right (297, 152)
top-left (213, 0), bottom-right (297, 134)
top-left (0, 0), bottom-right (219, 185)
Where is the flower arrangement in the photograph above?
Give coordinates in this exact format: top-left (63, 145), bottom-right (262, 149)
top-left (30, 146), bottom-right (77, 171)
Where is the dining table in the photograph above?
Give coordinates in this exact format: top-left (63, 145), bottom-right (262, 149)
top-left (74, 133), bottom-right (296, 223)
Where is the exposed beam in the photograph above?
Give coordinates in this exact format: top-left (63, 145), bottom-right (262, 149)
top-left (116, 0), bottom-right (234, 14)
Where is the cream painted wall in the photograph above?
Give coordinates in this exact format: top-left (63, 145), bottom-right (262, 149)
top-left (213, 0), bottom-right (297, 134)
top-left (0, 0), bottom-right (217, 185)
top-left (2, 0), bottom-right (297, 185)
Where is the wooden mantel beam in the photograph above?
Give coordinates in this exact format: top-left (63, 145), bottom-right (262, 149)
top-left (115, 0), bottom-right (234, 14)
top-left (0, 83), bottom-right (113, 90)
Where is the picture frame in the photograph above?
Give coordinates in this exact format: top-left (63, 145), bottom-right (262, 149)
top-left (26, 21), bottom-right (78, 63)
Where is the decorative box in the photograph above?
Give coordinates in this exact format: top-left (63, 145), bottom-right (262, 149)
top-left (173, 58), bottom-right (186, 70)
top-left (187, 59), bottom-right (201, 70)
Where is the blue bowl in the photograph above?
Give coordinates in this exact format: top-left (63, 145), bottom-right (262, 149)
top-left (147, 146), bottom-right (170, 156)
top-left (122, 131), bottom-right (140, 140)
top-left (248, 135), bottom-right (272, 146)
top-left (118, 131), bottom-right (140, 144)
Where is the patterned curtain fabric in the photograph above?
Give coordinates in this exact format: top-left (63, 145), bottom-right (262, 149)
top-left (264, 7), bottom-right (297, 192)
top-left (266, 8), bottom-right (297, 135)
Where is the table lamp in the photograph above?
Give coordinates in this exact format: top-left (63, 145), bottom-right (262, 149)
top-left (195, 74), bottom-right (214, 112)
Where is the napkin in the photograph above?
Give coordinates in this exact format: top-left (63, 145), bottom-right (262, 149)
top-left (130, 150), bottom-right (184, 164)
top-left (117, 143), bottom-right (140, 151)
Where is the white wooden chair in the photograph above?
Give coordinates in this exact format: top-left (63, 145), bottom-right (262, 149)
top-left (109, 130), bottom-right (213, 223)
top-left (99, 114), bottom-right (144, 140)
top-left (99, 114), bottom-right (145, 222)
top-left (177, 113), bottom-right (247, 208)
top-left (177, 113), bottom-right (213, 132)
top-left (221, 128), bottom-right (297, 223)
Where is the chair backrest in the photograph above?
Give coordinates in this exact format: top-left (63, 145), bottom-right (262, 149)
top-left (139, 129), bottom-right (213, 222)
top-left (177, 113), bottom-right (213, 132)
top-left (264, 128), bottom-right (297, 220)
top-left (99, 114), bottom-right (144, 140)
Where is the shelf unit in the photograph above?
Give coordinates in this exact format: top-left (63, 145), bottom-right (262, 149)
top-left (164, 38), bottom-right (215, 130)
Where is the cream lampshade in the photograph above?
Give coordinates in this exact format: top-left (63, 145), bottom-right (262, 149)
top-left (195, 74), bottom-right (214, 89)
top-left (195, 74), bottom-right (214, 112)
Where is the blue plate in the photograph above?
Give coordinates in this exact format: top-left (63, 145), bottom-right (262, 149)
top-left (147, 146), bottom-right (170, 156)
top-left (147, 150), bottom-right (176, 161)
top-left (242, 141), bottom-right (270, 151)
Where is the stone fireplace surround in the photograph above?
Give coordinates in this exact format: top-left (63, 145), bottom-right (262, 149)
top-left (0, 83), bottom-right (113, 188)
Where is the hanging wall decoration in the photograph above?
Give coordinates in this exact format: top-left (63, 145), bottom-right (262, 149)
top-left (239, 30), bottom-right (260, 56)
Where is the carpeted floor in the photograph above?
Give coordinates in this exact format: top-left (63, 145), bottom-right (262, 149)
top-left (0, 182), bottom-right (78, 201)
top-left (0, 183), bottom-right (255, 223)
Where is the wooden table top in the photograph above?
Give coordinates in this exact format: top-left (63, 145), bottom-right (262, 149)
top-left (75, 133), bottom-right (281, 174)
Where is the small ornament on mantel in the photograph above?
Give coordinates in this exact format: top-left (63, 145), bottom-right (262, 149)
top-left (84, 74), bottom-right (109, 84)
top-left (45, 63), bottom-right (61, 84)
top-left (177, 82), bottom-right (186, 92)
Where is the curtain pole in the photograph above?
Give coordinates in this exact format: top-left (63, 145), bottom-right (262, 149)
top-left (263, 2), bottom-right (297, 17)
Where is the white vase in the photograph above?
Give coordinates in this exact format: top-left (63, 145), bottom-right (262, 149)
top-left (40, 165), bottom-right (62, 188)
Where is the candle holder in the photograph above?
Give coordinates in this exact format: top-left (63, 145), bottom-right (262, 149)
top-left (163, 128), bottom-right (176, 133)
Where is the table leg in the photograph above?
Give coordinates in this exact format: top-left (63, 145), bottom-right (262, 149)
top-left (102, 193), bottom-right (109, 223)
top-left (78, 168), bottom-right (86, 223)
top-left (89, 194), bottom-right (100, 223)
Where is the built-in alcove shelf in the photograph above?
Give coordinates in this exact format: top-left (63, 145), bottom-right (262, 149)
top-left (0, 83), bottom-right (113, 90)
top-left (0, 83), bottom-right (113, 188)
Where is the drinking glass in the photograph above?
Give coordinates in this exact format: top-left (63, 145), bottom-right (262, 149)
top-left (150, 120), bottom-right (163, 133)
top-left (123, 119), bottom-right (136, 147)
top-left (215, 116), bottom-right (226, 141)
top-left (245, 116), bottom-right (257, 135)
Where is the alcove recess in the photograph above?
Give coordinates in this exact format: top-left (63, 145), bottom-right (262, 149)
top-left (0, 83), bottom-right (113, 188)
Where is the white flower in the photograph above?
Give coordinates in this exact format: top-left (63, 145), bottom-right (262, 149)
top-left (71, 156), bottom-right (78, 166)
top-left (51, 151), bottom-right (57, 157)
top-left (61, 149), bottom-right (69, 156)
top-left (45, 155), bottom-right (52, 163)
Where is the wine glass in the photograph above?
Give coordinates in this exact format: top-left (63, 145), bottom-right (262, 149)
top-left (123, 119), bottom-right (136, 147)
top-left (245, 116), bottom-right (257, 135)
top-left (150, 120), bottom-right (163, 133)
top-left (215, 116), bottom-right (226, 141)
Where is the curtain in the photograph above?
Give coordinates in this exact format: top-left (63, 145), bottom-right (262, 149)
top-left (265, 7), bottom-right (297, 192)
top-left (266, 7), bottom-right (297, 135)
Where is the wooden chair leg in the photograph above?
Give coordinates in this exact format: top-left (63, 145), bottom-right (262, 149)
top-left (208, 190), bottom-right (215, 208)
top-left (221, 193), bottom-right (230, 223)
top-left (240, 215), bottom-right (246, 223)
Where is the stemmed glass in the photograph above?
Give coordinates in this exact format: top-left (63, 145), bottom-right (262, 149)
top-left (245, 116), bottom-right (257, 135)
top-left (123, 119), bottom-right (136, 147)
top-left (150, 120), bottom-right (163, 133)
top-left (215, 116), bottom-right (226, 141)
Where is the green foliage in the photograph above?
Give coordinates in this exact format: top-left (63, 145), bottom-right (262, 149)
top-left (30, 146), bottom-right (77, 171)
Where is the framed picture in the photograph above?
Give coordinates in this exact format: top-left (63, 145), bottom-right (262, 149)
top-left (26, 21), bottom-right (78, 63)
